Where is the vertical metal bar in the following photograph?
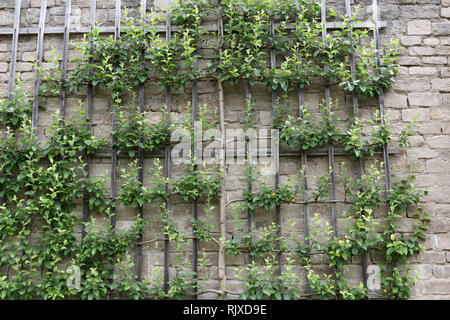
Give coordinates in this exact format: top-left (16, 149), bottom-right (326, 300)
top-left (114, 0), bottom-right (121, 41)
top-left (345, 0), bottom-right (368, 291)
top-left (110, 0), bottom-right (120, 229)
top-left (163, 10), bottom-right (172, 294)
top-left (136, 0), bottom-right (146, 282)
top-left (372, 0), bottom-right (396, 283)
top-left (7, 0), bottom-right (21, 98)
top-left (140, 0), bottom-right (147, 15)
top-left (1, 0), bottom-right (21, 237)
top-left (82, 0), bottom-right (96, 241)
top-left (217, 2), bottom-right (227, 298)
top-left (298, 90), bottom-right (310, 295)
top-left (372, 0), bottom-right (391, 193)
top-left (321, 0), bottom-right (338, 239)
top-left (293, 4), bottom-right (310, 294)
top-left (245, 81), bottom-right (253, 265)
top-left (59, 0), bottom-right (71, 120)
top-left (5, 0), bottom-right (21, 278)
top-left (270, 19), bottom-right (282, 276)
top-left (192, 79), bottom-right (198, 296)
top-left (31, 0), bottom-right (47, 135)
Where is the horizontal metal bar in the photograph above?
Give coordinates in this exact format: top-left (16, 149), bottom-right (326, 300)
top-left (0, 21), bottom-right (386, 36)
top-left (90, 146), bottom-right (399, 159)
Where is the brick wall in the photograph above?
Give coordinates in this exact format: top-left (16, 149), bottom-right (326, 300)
top-left (0, 0), bottom-right (449, 299)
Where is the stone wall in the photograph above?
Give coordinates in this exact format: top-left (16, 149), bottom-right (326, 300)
top-left (0, 0), bottom-right (449, 299)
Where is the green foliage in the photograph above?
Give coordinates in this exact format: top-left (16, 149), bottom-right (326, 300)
top-left (192, 204), bottom-right (216, 242)
top-left (297, 165), bottom-right (429, 300)
top-left (346, 164), bottom-right (385, 212)
top-left (311, 171), bottom-right (332, 202)
top-left (382, 210), bottom-right (427, 264)
top-left (210, 0), bottom-right (400, 96)
top-left (0, 80), bottom-right (32, 129)
top-left (237, 256), bottom-right (301, 300)
top-left (171, 160), bottom-right (221, 202)
top-left (80, 176), bottom-right (111, 213)
top-left (156, 246), bottom-right (209, 299)
top-left (380, 266), bottom-right (417, 300)
top-left (0, 123), bottom-right (40, 203)
top-left (278, 102), bottom-right (341, 151)
top-left (170, 102), bottom-right (221, 203)
top-left (38, 0), bottom-right (400, 98)
top-left (118, 159), bottom-right (169, 208)
top-left (279, 104), bottom-right (396, 159)
top-left (265, 2), bottom-right (322, 91)
top-left (0, 0), bottom-right (423, 301)
top-left (159, 207), bottom-right (182, 242)
top-left (304, 263), bottom-right (336, 300)
top-left (37, 50), bottom-right (64, 99)
top-left (226, 222), bottom-right (288, 259)
top-left (213, 0), bottom-right (270, 85)
top-left (388, 175), bottom-right (427, 213)
top-left (340, 114), bottom-right (392, 159)
top-left (69, 13), bottom-right (150, 102)
top-left (45, 105), bottom-right (106, 159)
top-left (318, 14), bottom-right (400, 97)
top-left (65, 7), bottom-right (206, 100)
top-left (0, 104), bottom-right (159, 299)
top-left (112, 105), bottom-right (169, 157)
top-left (242, 167), bottom-right (299, 211)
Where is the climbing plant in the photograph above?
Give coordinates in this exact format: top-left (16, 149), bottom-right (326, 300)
top-left (0, 0), bottom-right (427, 301)
top-left (112, 105), bottom-right (169, 158)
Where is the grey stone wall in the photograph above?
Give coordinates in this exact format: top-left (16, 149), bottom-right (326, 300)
top-left (0, 0), bottom-right (449, 299)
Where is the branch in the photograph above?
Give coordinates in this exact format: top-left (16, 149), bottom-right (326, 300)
top-left (138, 236), bottom-right (221, 246)
top-left (211, 237), bottom-right (221, 246)
top-left (226, 198), bottom-right (244, 206)
top-left (136, 238), bottom-right (166, 245)
top-left (196, 289), bottom-right (241, 296)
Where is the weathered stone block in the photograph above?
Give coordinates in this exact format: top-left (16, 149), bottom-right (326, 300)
top-left (402, 108), bottom-right (431, 122)
top-left (427, 159), bottom-right (450, 173)
top-left (385, 92), bottom-right (408, 108)
top-left (25, 8), bottom-right (40, 24)
top-left (401, 36), bottom-right (422, 46)
top-left (416, 251), bottom-right (446, 264)
top-left (422, 56), bottom-right (447, 64)
top-left (431, 107), bottom-right (450, 120)
top-left (423, 37), bottom-right (440, 46)
top-left (421, 280), bottom-right (450, 295)
top-left (411, 264), bottom-right (432, 280)
top-left (432, 79), bottom-right (450, 92)
top-left (427, 135), bottom-right (450, 149)
top-left (0, 63), bottom-right (8, 73)
top-left (436, 234), bottom-right (450, 250)
top-left (408, 20), bottom-right (431, 35)
top-left (21, 52), bottom-right (36, 62)
top-left (399, 56), bottom-right (420, 66)
top-left (409, 46), bottom-right (435, 56)
top-left (436, 46), bottom-right (450, 55)
top-left (425, 187), bottom-right (450, 204)
top-left (408, 93), bottom-right (441, 107)
top-left (0, 10), bottom-right (14, 26)
top-left (409, 67), bottom-right (438, 75)
top-left (394, 79), bottom-right (431, 92)
top-left (433, 265), bottom-right (450, 278)
top-left (433, 22), bottom-right (450, 35)
top-left (406, 147), bottom-right (439, 159)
